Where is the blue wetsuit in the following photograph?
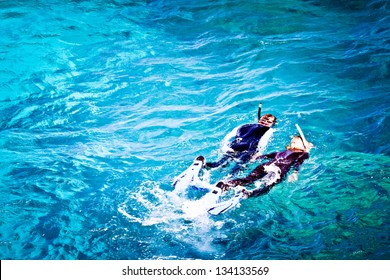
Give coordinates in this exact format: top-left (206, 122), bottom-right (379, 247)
top-left (206, 124), bottom-right (271, 172)
top-left (230, 124), bottom-right (270, 154)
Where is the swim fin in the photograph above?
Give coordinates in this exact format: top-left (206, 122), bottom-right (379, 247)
top-left (172, 158), bottom-right (204, 191)
top-left (207, 191), bottom-right (244, 215)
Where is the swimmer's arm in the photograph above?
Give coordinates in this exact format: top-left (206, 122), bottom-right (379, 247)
top-left (293, 153), bottom-right (309, 171)
top-left (289, 154), bottom-right (309, 182)
top-left (251, 151), bottom-right (277, 161)
top-left (221, 125), bottom-right (240, 153)
top-left (257, 128), bottom-right (274, 154)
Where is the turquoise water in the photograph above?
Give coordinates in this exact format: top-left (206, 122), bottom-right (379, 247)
top-left (1, 0), bottom-right (389, 260)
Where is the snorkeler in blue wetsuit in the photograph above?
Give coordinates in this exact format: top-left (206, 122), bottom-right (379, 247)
top-left (204, 113), bottom-right (277, 174)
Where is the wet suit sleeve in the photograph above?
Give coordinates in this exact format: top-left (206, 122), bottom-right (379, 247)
top-left (255, 152), bottom-right (277, 161)
top-left (238, 141), bottom-right (264, 163)
top-left (293, 153), bottom-right (309, 172)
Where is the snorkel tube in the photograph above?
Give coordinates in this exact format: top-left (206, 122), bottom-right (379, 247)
top-left (295, 124), bottom-right (312, 152)
top-left (257, 102), bottom-right (262, 121)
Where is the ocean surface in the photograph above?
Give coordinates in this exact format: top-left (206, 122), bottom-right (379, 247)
top-left (0, 0), bottom-right (389, 260)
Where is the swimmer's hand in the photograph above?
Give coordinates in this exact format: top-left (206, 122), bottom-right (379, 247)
top-left (241, 188), bottom-right (252, 199)
top-left (288, 171), bottom-right (298, 182)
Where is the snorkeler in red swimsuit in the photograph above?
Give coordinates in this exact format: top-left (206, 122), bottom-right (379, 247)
top-left (216, 135), bottom-right (313, 198)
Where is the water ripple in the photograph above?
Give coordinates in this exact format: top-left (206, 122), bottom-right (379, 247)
top-left (1, 0), bottom-right (389, 260)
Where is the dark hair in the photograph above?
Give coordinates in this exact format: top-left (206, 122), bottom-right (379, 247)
top-left (261, 113), bottom-right (277, 123)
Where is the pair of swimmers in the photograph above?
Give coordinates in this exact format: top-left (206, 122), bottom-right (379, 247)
top-left (198, 108), bottom-right (313, 199)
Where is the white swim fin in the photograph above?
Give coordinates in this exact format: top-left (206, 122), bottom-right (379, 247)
top-left (207, 191), bottom-right (244, 215)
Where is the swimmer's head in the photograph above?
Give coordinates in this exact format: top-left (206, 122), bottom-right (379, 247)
top-left (287, 136), bottom-right (313, 152)
top-left (258, 114), bottom-right (276, 127)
